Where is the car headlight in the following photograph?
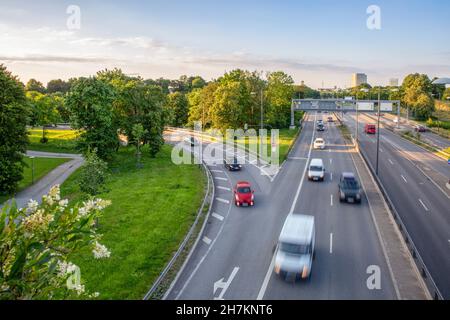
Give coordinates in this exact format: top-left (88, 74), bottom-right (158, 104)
top-left (235, 195), bottom-right (239, 201)
top-left (356, 193), bottom-right (361, 199)
top-left (301, 266), bottom-right (309, 279)
top-left (274, 264), bottom-right (281, 274)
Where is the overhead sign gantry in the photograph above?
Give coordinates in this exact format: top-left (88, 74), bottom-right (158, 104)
top-left (290, 98), bottom-right (401, 128)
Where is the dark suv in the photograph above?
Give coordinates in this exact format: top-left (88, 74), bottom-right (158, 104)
top-left (338, 172), bottom-right (362, 204)
top-left (224, 156), bottom-right (242, 171)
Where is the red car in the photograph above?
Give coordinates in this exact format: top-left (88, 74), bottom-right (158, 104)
top-left (364, 123), bottom-right (376, 134)
top-left (234, 181), bottom-right (254, 207)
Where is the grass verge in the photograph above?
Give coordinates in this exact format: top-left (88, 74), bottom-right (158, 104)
top-left (28, 128), bottom-right (80, 154)
top-left (0, 156), bottom-right (70, 204)
top-left (60, 144), bottom-right (206, 299)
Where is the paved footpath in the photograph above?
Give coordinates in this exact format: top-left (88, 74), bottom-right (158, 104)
top-left (2, 151), bottom-right (84, 209)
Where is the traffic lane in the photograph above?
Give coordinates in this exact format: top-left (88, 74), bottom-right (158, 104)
top-left (381, 114), bottom-right (449, 149)
top-left (359, 113), bottom-right (449, 178)
top-left (263, 121), bottom-right (395, 299)
top-left (357, 131), bottom-right (450, 298)
top-left (170, 113), bottom-right (317, 299)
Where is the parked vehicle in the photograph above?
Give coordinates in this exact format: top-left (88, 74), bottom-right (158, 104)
top-left (308, 158), bottom-right (325, 181)
top-left (364, 124), bottom-right (376, 134)
top-left (313, 138), bottom-right (326, 150)
top-left (338, 172), bottom-right (362, 204)
top-left (224, 156), bottom-right (242, 171)
top-left (234, 181), bottom-right (254, 207)
top-left (274, 214), bottom-right (315, 281)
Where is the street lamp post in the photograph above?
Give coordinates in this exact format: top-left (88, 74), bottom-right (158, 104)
top-left (376, 88), bottom-right (381, 175)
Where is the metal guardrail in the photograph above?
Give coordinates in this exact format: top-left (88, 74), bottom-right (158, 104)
top-left (358, 146), bottom-right (443, 300)
top-left (143, 160), bottom-right (215, 300)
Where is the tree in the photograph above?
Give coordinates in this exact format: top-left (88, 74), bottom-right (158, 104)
top-left (26, 91), bottom-right (61, 143)
top-left (46, 79), bottom-right (71, 94)
top-left (211, 81), bottom-right (250, 132)
top-left (294, 83), bottom-right (320, 99)
top-left (0, 185), bottom-right (111, 299)
top-left (265, 71), bottom-right (294, 128)
top-left (132, 123), bottom-right (147, 168)
top-left (0, 64), bottom-right (29, 195)
top-left (66, 77), bottom-right (118, 159)
top-left (25, 79), bottom-right (46, 93)
top-left (187, 82), bottom-right (219, 128)
top-left (166, 92), bottom-right (189, 127)
top-left (401, 73), bottom-right (434, 120)
top-left (78, 149), bottom-right (109, 196)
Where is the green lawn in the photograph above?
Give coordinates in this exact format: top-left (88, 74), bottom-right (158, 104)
top-left (0, 156), bottom-right (70, 204)
top-left (234, 128), bottom-right (300, 163)
top-left (60, 144), bottom-right (206, 300)
top-left (28, 128), bottom-right (80, 154)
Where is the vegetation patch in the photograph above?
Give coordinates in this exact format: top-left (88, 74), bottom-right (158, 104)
top-left (28, 128), bottom-right (80, 154)
top-left (60, 144), bottom-right (206, 299)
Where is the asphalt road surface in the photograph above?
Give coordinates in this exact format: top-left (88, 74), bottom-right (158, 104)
top-left (165, 113), bottom-right (397, 300)
top-left (344, 112), bottom-right (450, 299)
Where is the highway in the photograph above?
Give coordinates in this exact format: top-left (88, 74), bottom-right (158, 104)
top-left (343, 112), bottom-right (450, 299)
top-left (165, 112), bottom-right (398, 300)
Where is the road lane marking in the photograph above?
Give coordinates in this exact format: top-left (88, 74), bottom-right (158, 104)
top-left (212, 212), bottom-right (224, 221)
top-left (330, 159), bottom-right (333, 165)
top-left (202, 236), bottom-right (212, 245)
top-left (380, 148), bottom-right (384, 153)
top-left (215, 177), bottom-right (228, 181)
top-left (213, 267), bottom-right (239, 300)
top-left (401, 175), bottom-right (408, 183)
top-left (210, 169), bottom-right (224, 173)
top-left (330, 233), bottom-right (333, 254)
top-left (330, 194), bottom-right (334, 206)
top-left (288, 157), bottom-right (308, 160)
top-left (330, 172), bottom-right (333, 181)
top-left (216, 197), bottom-right (230, 204)
top-left (388, 159), bottom-right (394, 165)
top-left (217, 186), bottom-right (231, 192)
top-left (257, 112), bottom-right (317, 301)
top-left (418, 199), bottom-right (429, 212)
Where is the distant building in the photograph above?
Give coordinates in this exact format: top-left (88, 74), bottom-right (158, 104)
top-left (351, 73), bottom-right (367, 87)
top-left (389, 78), bottom-right (399, 87)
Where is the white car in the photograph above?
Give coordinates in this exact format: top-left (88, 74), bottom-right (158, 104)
top-left (308, 158), bottom-right (325, 181)
top-left (313, 138), bottom-right (325, 150)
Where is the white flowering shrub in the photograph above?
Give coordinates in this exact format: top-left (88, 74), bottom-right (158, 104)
top-left (0, 185), bottom-right (111, 300)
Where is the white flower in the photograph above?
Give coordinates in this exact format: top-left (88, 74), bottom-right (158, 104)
top-left (26, 199), bottom-right (39, 214)
top-left (59, 199), bottom-right (68, 207)
top-left (23, 209), bottom-right (54, 237)
top-left (92, 241), bottom-right (111, 259)
top-left (73, 284), bottom-right (85, 295)
top-left (57, 261), bottom-right (78, 278)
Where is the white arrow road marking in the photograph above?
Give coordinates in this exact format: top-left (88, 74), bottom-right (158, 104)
top-left (418, 199), bottom-right (429, 212)
top-left (217, 186), bottom-right (231, 191)
top-left (213, 267), bottom-right (239, 300)
top-left (216, 197), bottom-right (230, 204)
top-left (212, 212), bottom-right (224, 221)
top-left (202, 236), bottom-right (212, 245)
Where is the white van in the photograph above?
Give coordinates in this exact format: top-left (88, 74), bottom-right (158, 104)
top-left (274, 214), bottom-right (315, 281)
top-left (308, 158), bottom-right (325, 181)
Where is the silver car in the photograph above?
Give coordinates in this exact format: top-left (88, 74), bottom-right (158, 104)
top-left (274, 214), bottom-right (315, 281)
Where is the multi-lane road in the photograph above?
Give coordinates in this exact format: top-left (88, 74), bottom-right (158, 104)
top-left (343, 112), bottom-right (450, 299)
top-left (165, 113), bottom-right (403, 300)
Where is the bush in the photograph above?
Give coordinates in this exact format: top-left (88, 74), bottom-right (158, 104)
top-left (0, 185), bottom-right (111, 300)
top-left (78, 149), bottom-right (109, 196)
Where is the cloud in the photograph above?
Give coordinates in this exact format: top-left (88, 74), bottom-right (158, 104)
top-left (0, 55), bottom-right (113, 63)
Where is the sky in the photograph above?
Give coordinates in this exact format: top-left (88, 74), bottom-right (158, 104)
top-left (0, 0), bottom-right (449, 88)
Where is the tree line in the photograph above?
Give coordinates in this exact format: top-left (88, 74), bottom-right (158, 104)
top-left (1, 63), bottom-right (446, 195)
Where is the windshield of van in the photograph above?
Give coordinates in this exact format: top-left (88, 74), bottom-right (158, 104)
top-left (280, 242), bottom-right (310, 255)
top-left (310, 166), bottom-right (322, 172)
